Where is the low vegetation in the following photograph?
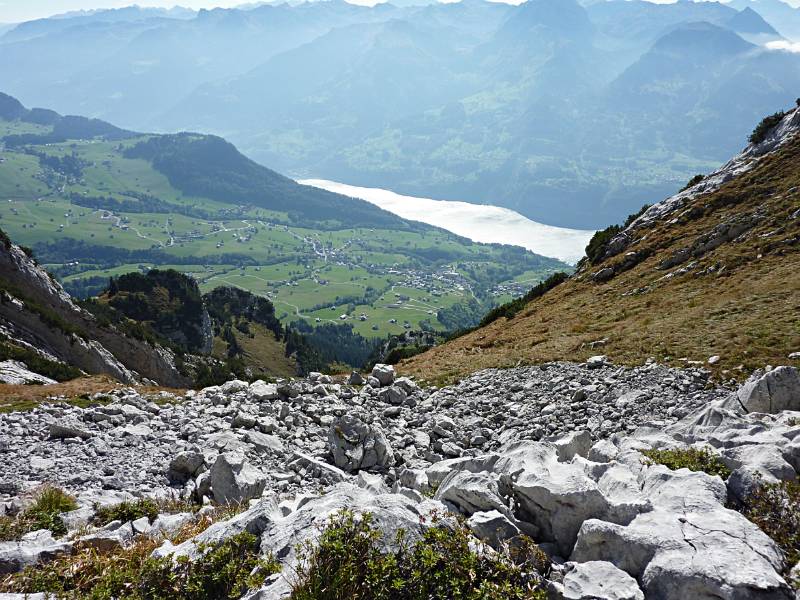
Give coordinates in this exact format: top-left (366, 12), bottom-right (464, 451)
top-left (734, 479), bottom-right (799, 584)
top-left (749, 111), bottom-right (787, 145)
top-left (93, 499), bottom-right (160, 527)
top-left (290, 511), bottom-right (548, 600)
top-left (1, 530), bottom-right (278, 599)
top-left (641, 447), bottom-right (732, 479)
top-left (681, 174), bottom-right (705, 192)
top-left (581, 204), bottom-right (651, 266)
top-left (0, 486), bottom-right (77, 541)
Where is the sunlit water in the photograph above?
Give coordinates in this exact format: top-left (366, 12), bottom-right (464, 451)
top-left (299, 179), bottom-right (595, 264)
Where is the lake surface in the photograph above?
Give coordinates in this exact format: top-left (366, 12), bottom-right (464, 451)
top-left (299, 179), bottom-right (595, 264)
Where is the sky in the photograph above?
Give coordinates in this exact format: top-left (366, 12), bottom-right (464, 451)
top-left (0, 1), bottom-right (244, 22)
top-left (1, 0), bottom-right (799, 23)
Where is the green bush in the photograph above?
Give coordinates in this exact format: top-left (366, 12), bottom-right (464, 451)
top-left (0, 486), bottom-right (77, 541)
top-left (681, 174), bottom-right (704, 192)
top-left (94, 499), bottom-right (160, 526)
top-left (582, 204), bottom-right (651, 266)
top-left (1, 531), bottom-right (278, 599)
top-left (735, 479), bottom-right (799, 584)
top-left (749, 111), bottom-right (787, 145)
top-left (290, 511), bottom-right (548, 600)
top-left (641, 447), bottom-right (731, 479)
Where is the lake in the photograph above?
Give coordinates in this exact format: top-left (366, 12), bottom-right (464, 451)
top-left (299, 179), bottom-right (595, 264)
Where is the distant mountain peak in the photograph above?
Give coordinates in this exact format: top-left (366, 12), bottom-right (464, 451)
top-left (728, 5), bottom-right (780, 35)
top-left (653, 21), bottom-right (756, 55)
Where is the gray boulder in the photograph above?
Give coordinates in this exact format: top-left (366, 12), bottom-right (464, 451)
top-left (209, 452), bottom-right (267, 505)
top-left (557, 561), bottom-right (644, 600)
top-left (371, 364), bottom-right (396, 387)
top-left (167, 450), bottom-right (205, 484)
top-left (327, 414), bottom-right (394, 473)
top-left (466, 510), bottom-right (521, 550)
top-left (435, 470), bottom-right (510, 517)
top-left (0, 530), bottom-right (73, 574)
top-left (736, 367), bottom-right (800, 414)
top-left (572, 508), bottom-right (792, 599)
top-left (155, 496), bottom-right (280, 561)
top-left (347, 371), bottom-right (366, 385)
top-left (249, 380), bottom-right (279, 401)
top-left (48, 421), bottom-right (92, 440)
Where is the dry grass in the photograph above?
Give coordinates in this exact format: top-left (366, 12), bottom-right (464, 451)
top-left (402, 137), bottom-right (800, 384)
top-left (0, 375), bottom-right (186, 413)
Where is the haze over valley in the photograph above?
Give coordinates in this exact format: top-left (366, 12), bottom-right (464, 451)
top-left (0, 2), bottom-right (799, 600)
top-left (3, 0), bottom-right (800, 228)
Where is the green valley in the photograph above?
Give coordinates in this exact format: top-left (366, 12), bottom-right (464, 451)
top-left (0, 93), bottom-right (567, 344)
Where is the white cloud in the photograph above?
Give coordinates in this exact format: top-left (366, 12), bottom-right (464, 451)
top-left (766, 40), bottom-right (800, 53)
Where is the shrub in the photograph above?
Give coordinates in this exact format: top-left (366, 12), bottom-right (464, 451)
top-left (290, 511), bottom-right (548, 600)
top-left (0, 486), bottom-right (77, 541)
top-left (641, 447), bottom-right (731, 479)
top-left (749, 111), bottom-right (787, 145)
top-left (0, 531), bottom-right (278, 599)
top-left (581, 204), bottom-right (650, 266)
top-left (94, 499), bottom-right (160, 526)
top-left (681, 174), bottom-right (704, 192)
top-left (735, 479), bottom-right (799, 582)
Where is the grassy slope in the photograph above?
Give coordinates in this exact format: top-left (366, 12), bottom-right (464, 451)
top-left (401, 135), bottom-right (800, 384)
top-left (0, 117), bottom-right (565, 340)
top-left (211, 322), bottom-right (296, 379)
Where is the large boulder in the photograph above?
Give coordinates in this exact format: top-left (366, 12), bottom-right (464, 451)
top-left (466, 510), bottom-right (521, 550)
top-left (208, 452), bottom-right (267, 505)
top-left (249, 380), bottom-right (279, 401)
top-left (736, 367), bottom-right (800, 414)
top-left (572, 509), bottom-right (792, 600)
top-left (493, 441), bottom-right (649, 557)
top-left (434, 470), bottom-right (511, 518)
top-left (557, 561), bottom-right (645, 600)
top-left (254, 484), bottom-right (439, 597)
top-left (48, 421), bottom-right (92, 440)
top-left (0, 530), bottom-right (73, 574)
top-left (371, 364), bottom-right (395, 387)
top-left (155, 496), bottom-right (281, 561)
top-left (327, 414), bottom-right (394, 473)
top-left (167, 450), bottom-right (205, 484)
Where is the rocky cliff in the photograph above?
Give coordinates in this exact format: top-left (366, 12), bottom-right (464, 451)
top-left (0, 237), bottom-right (191, 387)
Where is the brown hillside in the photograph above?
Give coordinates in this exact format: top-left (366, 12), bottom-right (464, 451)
top-left (401, 132), bottom-right (800, 384)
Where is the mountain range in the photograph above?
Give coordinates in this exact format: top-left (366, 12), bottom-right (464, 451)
top-left (2, 0), bottom-right (800, 228)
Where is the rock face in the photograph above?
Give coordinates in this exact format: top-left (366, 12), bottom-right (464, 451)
top-left (0, 240), bottom-right (190, 387)
top-left (0, 362), bottom-right (798, 599)
top-left (0, 361), bottom-right (56, 385)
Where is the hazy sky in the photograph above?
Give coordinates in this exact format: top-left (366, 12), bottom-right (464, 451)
top-left (0, 1), bottom-right (244, 22)
top-left (1, 0), bottom-right (799, 23)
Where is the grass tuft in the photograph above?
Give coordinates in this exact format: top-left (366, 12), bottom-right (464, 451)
top-left (642, 447), bottom-right (732, 479)
top-left (0, 486), bottom-right (77, 541)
